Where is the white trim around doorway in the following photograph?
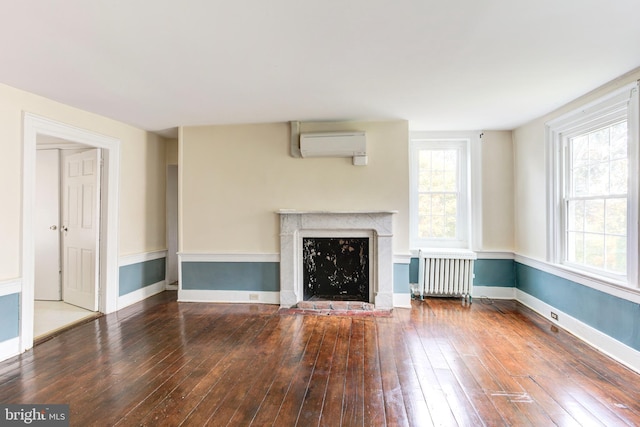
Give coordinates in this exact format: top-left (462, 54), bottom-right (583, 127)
top-left (22, 113), bottom-right (120, 353)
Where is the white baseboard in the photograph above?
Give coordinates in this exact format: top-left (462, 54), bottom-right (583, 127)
top-left (178, 289), bottom-right (280, 305)
top-left (165, 283), bottom-right (178, 290)
top-left (393, 293), bottom-right (412, 308)
top-left (118, 280), bottom-right (166, 310)
top-left (516, 289), bottom-right (640, 375)
top-left (0, 337), bottom-right (20, 362)
top-left (180, 290), bottom-right (413, 308)
top-left (473, 286), bottom-right (516, 300)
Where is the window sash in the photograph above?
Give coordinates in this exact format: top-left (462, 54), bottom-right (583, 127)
top-left (417, 190), bottom-right (460, 240)
top-left (561, 119), bottom-right (629, 280)
top-left (563, 196), bottom-right (628, 278)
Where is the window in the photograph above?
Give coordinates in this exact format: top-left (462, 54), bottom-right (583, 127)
top-left (410, 132), bottom-right (480, 249)
top-left (548, 82), bottom-right (639, 286)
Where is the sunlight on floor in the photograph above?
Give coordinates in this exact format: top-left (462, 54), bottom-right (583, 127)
top-left (34, 301), bottom-right (95, 339)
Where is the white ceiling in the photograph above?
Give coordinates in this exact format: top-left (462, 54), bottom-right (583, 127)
top-left (1, 1), bottom-right (639, 137)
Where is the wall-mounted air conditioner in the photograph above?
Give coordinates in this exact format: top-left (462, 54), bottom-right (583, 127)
top-left (299, 131), bottom-right (367, 165)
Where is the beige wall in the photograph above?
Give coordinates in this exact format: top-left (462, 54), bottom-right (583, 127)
top-left (118, 131), bottom-right (167, 255)
top-left (0, 87), bottom-right (23, 279)
top-left (513, 67), bottom-right (640, 260)
top-left (166, 138), bottom-right (178, 165)
top-left (180, 120), bottom-right (410, 255)
top-left (481, 131), bottom-right (514, 251)
top-left (180, 121), bottom-right (516, 256)
top-left (0, 83), bottom-right (167, 280)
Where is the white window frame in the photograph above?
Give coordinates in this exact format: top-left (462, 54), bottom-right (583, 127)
top-left (410, 131), bottom-right (482, 250)
top-left (546, 82), bottom-right (639, 288)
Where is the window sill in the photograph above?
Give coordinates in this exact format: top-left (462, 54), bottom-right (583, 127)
top-left (559, 262), bottom-right (627, 288)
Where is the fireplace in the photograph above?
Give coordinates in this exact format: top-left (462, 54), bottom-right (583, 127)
top-left (278, 210), bottom-right (396, 309)
top-left (303, 237), bottom-right (370, 301)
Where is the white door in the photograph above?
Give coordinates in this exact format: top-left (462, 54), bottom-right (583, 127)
top-left (62, 149), bottom-right (101, 311)
top-left (35, 149), bottom-right (61, 300)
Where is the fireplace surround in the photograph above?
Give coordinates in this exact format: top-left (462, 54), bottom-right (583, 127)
top-left (278, 210), bottom-right (396, 309)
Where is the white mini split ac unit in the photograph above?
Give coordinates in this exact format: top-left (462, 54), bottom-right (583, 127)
top-left (299, 131), bottom-right (367, 165)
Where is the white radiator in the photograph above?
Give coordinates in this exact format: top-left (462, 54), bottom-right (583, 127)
top-left (417, 249), bottom-right (476, 301)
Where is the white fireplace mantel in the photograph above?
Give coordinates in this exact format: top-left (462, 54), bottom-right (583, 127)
top-left (278, 210), bottom-right (397, 309)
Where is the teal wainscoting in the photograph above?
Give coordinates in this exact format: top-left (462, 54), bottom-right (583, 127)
top-left (409, 257), bottom-right (516, 288)
top-left (393, 263), bottom-right (411, 293)
top-left (119, 258), bottom-right (166, 296)
top-left (516, 262), bottom-right (640, 352)
top-left (474, 259), bottom-right (516, 287)
top-left (182, 262), bottom-right (279, 291)
top-left (0, 293), bottom-right (20, 342)
top-left (409, 258), bottom-right (419, 284)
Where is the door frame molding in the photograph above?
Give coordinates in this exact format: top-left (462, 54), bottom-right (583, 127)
top-left (22, 113), bottom-right (120, 352)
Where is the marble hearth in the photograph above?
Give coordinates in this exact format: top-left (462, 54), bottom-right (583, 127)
top-left (278, 210), bottom-right (396, 309)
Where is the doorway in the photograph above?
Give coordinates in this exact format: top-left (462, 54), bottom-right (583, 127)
top-left (34, 144), bottom-right (101, 339)
top-left (22, 114), bottom-right (121, 352)
top-left (166, 164), bottom-right (178, 289)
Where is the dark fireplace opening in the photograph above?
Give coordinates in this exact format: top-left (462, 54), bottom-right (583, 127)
top-left (303, 237), bottom-right (369, 301)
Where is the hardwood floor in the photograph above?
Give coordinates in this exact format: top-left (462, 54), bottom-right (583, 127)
top-left (1, 291), bottom-right (639, 426)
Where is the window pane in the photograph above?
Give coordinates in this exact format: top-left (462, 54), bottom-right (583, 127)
top-left (589, 127), bottom-right (610, 161)
top-left (584, 233), bottom-right (605, 269)
top-left (418, 173), bottom-right (431, 192)
top-left (584, 199), bottom-right (605, 233)
top-left (610, 159), bottom-right (627, 194)
top-left (418, 194), bottom-right (431, 238)
top-left (418, 217), bottom-right (430, 239)
top-left (567, 231), bottom-right (584, 264)
top-left (418, 194), bottom-right (431, 215)
top-left (605, 235), bottom-right (626, 274)
top-left (567, 200), bottom-right (584, 232)
top-left (418, 193), bottom-right (458, 239)
top-left (610, 121), bottom-right (627, 160)
top-left (445, 194), bottom-right (457, 238)
top-left (587, 164), bottom-right (609, 195)
top-left (432, 194), bottom-right (444, 215)
top-left (418, 151), bottom-right (432, 192)
top-left (432, 215), bottom-right (445, 238)
top-left (605, 198), bottom-right (627, 235)
top-left (572, 135), bottom-right (589, 167)
top-left (444, 194), bottom-right (457, 217)
top-left (572, 166), bottom-right (588, 196)
top-left (426, 149), bottom-right (457, 192)
top-left (443, 170), bottom-right (457, 191)
top-left (445, 215), bottom-right (456, 237)
top-left (444, 150), bottom-right (456, 169)
top-left (432, 150), bottom-right (444, 167)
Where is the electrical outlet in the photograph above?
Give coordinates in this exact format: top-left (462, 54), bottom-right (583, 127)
top-left (249, 293), bottom-right (259, 301)
top-left (550, 312), bottom-right (558, 320)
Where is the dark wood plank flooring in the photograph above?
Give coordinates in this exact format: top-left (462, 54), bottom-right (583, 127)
top-left (1, 291), bottom-right (639, 426)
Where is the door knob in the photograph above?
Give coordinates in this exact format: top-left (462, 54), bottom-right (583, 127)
top-left (49, 225), bottom-right (57, 230)
top-left (61, 226), bottom-right (68, 232)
